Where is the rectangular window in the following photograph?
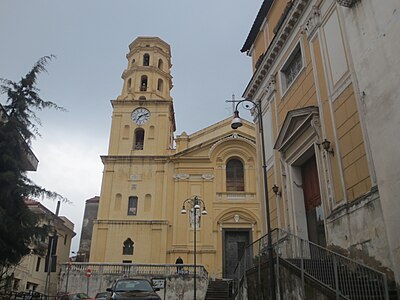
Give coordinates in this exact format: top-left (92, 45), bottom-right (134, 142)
top-left (35, 257), bottom-right (41, 272)
top-left (44, 255), bottom-right (57, 272)
top-left (128, 196), bottom-right (138, 216)
top-left (280, 43), bottom-right (303, 94)
top-left (13, 279), bottom-right (20, 290)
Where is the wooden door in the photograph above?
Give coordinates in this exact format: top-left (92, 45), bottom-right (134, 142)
top-left (301, 156), bottom-right (326, 247)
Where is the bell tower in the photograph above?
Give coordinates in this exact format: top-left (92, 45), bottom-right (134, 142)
top-left (118, 37), bottom-right (173, 101)
top-left (108, 37), bottom-right (176, 156)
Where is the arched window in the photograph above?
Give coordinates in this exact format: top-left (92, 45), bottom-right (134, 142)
top-left (226, 158), bottom-right (244, 191)
top-left (143, 54), bottom-right (150, 66)
top-left (140, 75), bottom-right (148, 91)
top-left (157, 79), bottom-right (163, 92)
top-left (123, 238), bottom-right (134, 255)
top-left (131, 59), bottom-right (135, 68)
top-left (134, 128), bottom-right (144, 150)
top-left (127, 78), bottom-right (132, 90)
top-left (158, 59), bottom-right (164, 70)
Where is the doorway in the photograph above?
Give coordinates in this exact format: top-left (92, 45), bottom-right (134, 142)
top-left (223, 229), bottom-right (251, 279)
top-left (301, 156), bottom-right (326, 247)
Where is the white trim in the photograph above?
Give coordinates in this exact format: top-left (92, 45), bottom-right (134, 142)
top-left (318, 6), bottom-right (349, 204)
top-left (279, 40), bottom-right (306, 98)
top-left (308, 32), bottom-right (339, 211)
top-left (336, 5), bottom-right (377, 186)
top-left (319, 6), bottom-right (350, 101)
top-left (244, 0), bottom-right (313, 101)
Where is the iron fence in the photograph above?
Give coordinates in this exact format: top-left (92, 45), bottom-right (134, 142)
top-left (233, 228), bottom-right (390, 299)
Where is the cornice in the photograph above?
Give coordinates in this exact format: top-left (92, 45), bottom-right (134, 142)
top-left (274, 106), bottom-right (319, 152)
top-left (110, 99), bottom-right (173, 107)
top-left (243, 0), bottom-right (310, 100)
top-left (301, 5), bottom-right (321, 39)
top-left (101, 155), bottom-right (171, 164)
top-left (95, 219), bottom-right (169, 226)
top-left (122, 66), bottom-right (173, 81)
top-left (208, 134), bottom-right (256, 158)
top-left (264, 75), bottom-right (276, 100)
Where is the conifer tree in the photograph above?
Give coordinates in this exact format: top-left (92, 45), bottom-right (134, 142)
top-left (0, 56), bottom-right (66, 279)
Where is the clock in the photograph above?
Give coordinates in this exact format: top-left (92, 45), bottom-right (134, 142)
top-left (131, 108), bottom-right (150, 125)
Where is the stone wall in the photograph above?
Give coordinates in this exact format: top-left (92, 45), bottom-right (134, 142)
top-left (326, 188), bottom-right (394, 280)
top-left (237, 261), bottom-right (331, 300)
top-left (58, 264), bottom-right (208, 300)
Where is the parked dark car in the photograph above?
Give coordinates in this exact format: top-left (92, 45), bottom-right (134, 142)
top-left (106, 278), bottom-right (161, 300)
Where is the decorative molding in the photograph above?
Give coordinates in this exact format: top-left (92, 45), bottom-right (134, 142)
top-left (301, 5), bottom-right (321, 39)
top-left (274, 106), bottom-right (319, 152)
top-left (173, 173), bottom-right (190, 180)
top-left (244, 0), bottom-right (310, 100)
top-left (264, 76), bottom-right (276, 100)
top-left (233, 215), bottom-right (240, 223)
top-left (310, 116), bottom-right (322, 142)
top-left (336, 0), bottom-right (357, 8)
top-left (201, 174), bottom-right (215, 180)
top-left (208, 134), bottom-right (256, 158)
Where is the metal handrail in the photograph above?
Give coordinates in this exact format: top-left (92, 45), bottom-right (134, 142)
top-left (233, 228), bottom-right (389, 299)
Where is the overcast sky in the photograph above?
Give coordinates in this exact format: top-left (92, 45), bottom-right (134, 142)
top-left (0, 1), bottom-right (261, 253)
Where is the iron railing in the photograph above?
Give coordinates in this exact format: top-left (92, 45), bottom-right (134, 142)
top-left (234, 228), bottom-right (389, 299)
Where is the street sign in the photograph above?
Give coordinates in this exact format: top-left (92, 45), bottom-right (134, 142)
top-left (85, 268), bottom-right (92, 278)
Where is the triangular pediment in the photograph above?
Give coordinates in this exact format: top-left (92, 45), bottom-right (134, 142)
top-left (174, 117), bottom-right (255, 158)
top-left (274, 106), bottom-right (319, 152)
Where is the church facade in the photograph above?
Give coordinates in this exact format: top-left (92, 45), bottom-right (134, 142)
top-left (90, 37), bottom-right (262, 279)
top-left (241, 0), bottom-right (398, 285)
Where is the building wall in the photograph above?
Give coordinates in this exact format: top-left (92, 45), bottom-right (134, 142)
top-left (11, 201), bottom-right (75, 296)
top-left (78, 196), bottom-right (99, 262)
top-left (242, 0), bottom-right (394, 282)
top-left (340, 0), bottom-right (400, 284)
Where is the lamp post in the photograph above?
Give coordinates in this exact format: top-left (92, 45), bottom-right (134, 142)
top-left (231, 99), bottom-right (276, 299)
top-left (181, 196), bottom-right (207, 300)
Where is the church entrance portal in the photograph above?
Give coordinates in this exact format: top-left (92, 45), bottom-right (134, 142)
top-left (223, 229), bottom-right (251, 279)
top-left (301, 156), bottom-right (326, 247)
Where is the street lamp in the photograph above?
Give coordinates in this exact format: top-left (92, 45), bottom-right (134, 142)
top-left (181, 195), bottom-right (207, 300)
top-left (231, 99), bottom-right (276, 299)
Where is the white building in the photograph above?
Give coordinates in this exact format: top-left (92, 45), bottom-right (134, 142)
top-left (340, 0), bottom-right (400, 285)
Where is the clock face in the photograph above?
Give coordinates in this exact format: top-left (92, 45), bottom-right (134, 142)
top-left (131, 108), bottom-right (150, 125)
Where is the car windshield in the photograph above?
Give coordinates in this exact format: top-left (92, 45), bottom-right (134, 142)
top-left (115, 279), bottom-right (153, 292)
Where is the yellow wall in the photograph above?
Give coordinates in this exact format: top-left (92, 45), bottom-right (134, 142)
top-left (90, 37), bottom-right (262, 279)
top-left (244, 0), bottom-right (373, 239)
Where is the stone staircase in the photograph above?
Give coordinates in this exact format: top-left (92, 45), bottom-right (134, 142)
top-left (205, 279), bottom-right (232, 300)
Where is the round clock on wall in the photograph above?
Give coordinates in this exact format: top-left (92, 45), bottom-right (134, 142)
top-left (131, 107), bottom-right (150, 125)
